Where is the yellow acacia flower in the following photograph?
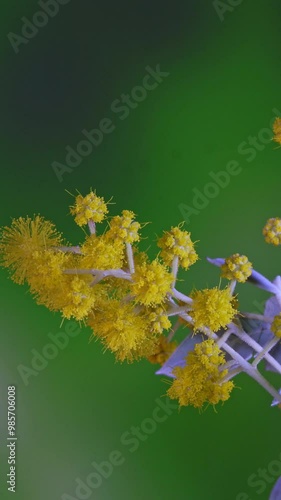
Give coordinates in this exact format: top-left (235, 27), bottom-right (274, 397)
top-left (144, 306), bottom-right (171, 334)
top-left (80, 234), bottom-right (124, 270)
top-left (271, 314), bottom-right (281, 339)
top-left (133, 250), bottom-right (149, 266)
top-left (26, 249), bottom-right (103, 321)
top-left (221, 253), bottom-right (252, 283)
top-left (131, 260), bottom-right (173, 306)
top-left (272, 117), bottom-right (281, 145)
top-left (107, 210), bottom-right (140, 244)
top-left (88, 300), bottom-right (153, 362)
top-left (147, 335), bottom-right (177, 364)
top-left (58, 275), bottom-right (98, 320)
top-left (27, 249), bottom-right (69, 293)
top-left (0, 216), bottom-right (62, 284)
top-left (70, 191), bottom-right (108, 226)
top-left (167, 339), bottom-right (234, 408)
top-left (263, 218), bottom-right (281, 246)
top-left (158, 226), bottom-right (198, 269)
top-left (190, 287), bottom-right (237, 332)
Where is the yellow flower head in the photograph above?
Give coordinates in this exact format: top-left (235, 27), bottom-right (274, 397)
top-left (272, 117), bottom-right (281, 144)
top-left (107, 210), bottom-right (140, 244)
top-left (58, 275), bottom-right (99, 321)
top-left (80, 234), bottom-right (124, 270)
top-left (221, 253), bottom-right (252, 283)
top-left (167, 339), bottom-right (234, 408)
top-left (263, 218), bottom-right (281, 246)
top-left (144, 306), bottom-right (171, 334)
top-left (147, 335), bottom-right (177, 365)
top-left (88, 300), bottom-right (151, 362)
top-left (131, 259), bottom-right (173, 306)
top-left (271, 314), bottom-right (281, 339)
top-left (190, 287), bottom-right (237, 332)
top-left (158, 226), bottom-right (198, 269)
top-left (70, 191), bottom-right (108, 226)
top-left (0, 216), bottom-right (62, 284)
top-left (27, 249), bottom-right (68, 293)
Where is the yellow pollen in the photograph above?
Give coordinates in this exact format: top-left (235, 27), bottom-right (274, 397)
top-left (221, 253), bottom-right (252, 283)
top-left (158, 226), bottom-right (198, 270)
top-left (263, 218), bottom-right (281, 246)
top-left (190, 287), bottom-right (237, 332)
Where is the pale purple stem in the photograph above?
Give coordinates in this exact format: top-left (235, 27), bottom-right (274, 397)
top-left (167, 305), bottom-right (191, 317)
top-left (126, 243), bottom-right (135, 274)
top-left (171, 256), bottom-right (179, 288)
top-left (229, 280), bottom-right (237, 295)
top-left (242, 313), bottom-right (272, 322)
top-left (252, 337), bottom-right (281, 368)
top-left (172, 288), bottom-right (193, 304)
top-left (230, 324), bottom-right (281, 375)
top-left (90, 269), bottom-right (132, 285)
top-left (53, 246), bottom-right (82, 254)
top-left (88, 220), bottom-right (96, 234)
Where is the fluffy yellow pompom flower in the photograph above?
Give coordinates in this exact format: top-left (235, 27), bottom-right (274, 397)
top-left (272, 117), bottom-right (281, 145)
top-left (167, 339), bottom-right (234, 408)
top-left (263, 218), bottom-right (281, 246)
top-left (221, 253), bottom-right (252, 283)
top-left (158, 226), bottom-right (198, 269)
top-left (271, 314), bottom-right (281, 339)
top-left (147, 335), bottom-right (177, 364)
top-left (27, 249), bottom-right (69, 295)
top-left (107, 210), bottom-right (140, 244)
top-left (70, 191), bottom-right (108, 226)
top-left (89, 300), bottom-right (152, 362)
top-left (27, 258), bottom-right (99, 321)
top-left (0, 216), bottom-right (62, 284)
top-left (58, 276), bottom-right (98, 320)
top-left (131, 260), bottom-right (173, 306)
top-left (190, 287), bottom-right (237, 332)
top-left (144, 306), bottom-right (171, 334)
top-left (80, 234), bottom-right (124, 270)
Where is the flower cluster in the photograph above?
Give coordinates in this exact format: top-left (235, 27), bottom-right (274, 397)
top-left (1, 178), bottom-right (281, 410)
top-left (167, 339), bottom-right (234, 408)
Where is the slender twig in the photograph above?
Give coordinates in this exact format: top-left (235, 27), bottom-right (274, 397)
top-left (90, 269), bottom-right (132, 285)
top-left (126, 243), bottom-right (135, 274)
top-left (172, 288), bottom-right (193, 304)
top-left (230, 324), bottom-right (281, 375)
top-left (88, 220), bottom-right (96, 234)
top-left (252, 337), bottom-right (280, 368)
top-left (229, 280), bottom-right (237, 295)
top-left (242, 313), bottom-right (272, 322)
top-left (171, 256), bottom-right (179, 288)
top-left (53, 246), bottom-right (82, 254)
top-left (167, 305), bottom-right (191, 317)
top-left (217, 329), bottom-right (232, 348)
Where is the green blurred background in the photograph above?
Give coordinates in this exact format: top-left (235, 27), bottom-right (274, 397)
top-left (1, 1), bottom-right (281, 499)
